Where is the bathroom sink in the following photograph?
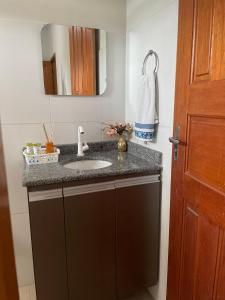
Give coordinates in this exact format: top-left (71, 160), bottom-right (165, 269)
top-left (63, 160), bottom-right (112, 170)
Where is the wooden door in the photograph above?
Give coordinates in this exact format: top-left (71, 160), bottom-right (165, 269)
top-left (0, 124), bottom-right (19, 300)
top-left (29, 190), bottom-right (68, 300)
top-left (116, 181), bottom-right (161, 299)
top-left (167, 0), bottom-right (225, 299)
top-left (69, 26), bottom-right (97, 96)
top-left (64, 185), bottom-right (116, 300)
top-left (43, 54), bottom-right (57, 95)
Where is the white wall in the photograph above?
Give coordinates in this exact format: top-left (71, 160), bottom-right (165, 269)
top-left (126, 0), bottom-right (178, 299)
top-left (0, 0), bottom-right (126, 286)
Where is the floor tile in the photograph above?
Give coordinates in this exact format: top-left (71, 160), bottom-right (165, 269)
top-left (19, 285), bottom-right (36, 300)
top-left (19, 285), bottom-right (152, 300)
top-left (124, 289), bottom-right (154, 300)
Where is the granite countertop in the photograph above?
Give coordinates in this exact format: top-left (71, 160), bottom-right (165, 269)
top-left (22, 141), bottom-right (162, 188)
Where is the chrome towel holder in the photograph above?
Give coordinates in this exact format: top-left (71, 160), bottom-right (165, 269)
top-left (142, 50), bottom-right (159, 75)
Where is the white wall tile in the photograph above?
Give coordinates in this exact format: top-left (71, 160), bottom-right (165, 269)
top-left (11, 213), bottom-right (35, 286)
top-left (0, 21), bottom-right (51, 124)
top-left (126, 2), bottom-right (177, 128)
top-left (150, 151), bottom-right (172, 300)
top-left (0, 0), bottom-right (126, 33)
top-left (100, 97), bottom-right (125, 123)
top-left (50, 122), bottom-right (102, 144)
top-left (127, 0), bottom-right (176, 27)
top-left (50, 97), bottom-right (101, 123)
top-left (130, 125), bottom-right (173, 156)
top-left (19, 285), bottom-right (36, 300)
top-left (19, 287), bottom-right (30, 300)
top-left (74, 122), bottom-right (102, 143)
top-left (2, 124), bottom-right (45, 214)
top-left (29, 285), bottom-right (36, 300)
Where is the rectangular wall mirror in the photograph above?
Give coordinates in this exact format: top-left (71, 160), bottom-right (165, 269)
top-left (41, 24), bottom-right (107, 96)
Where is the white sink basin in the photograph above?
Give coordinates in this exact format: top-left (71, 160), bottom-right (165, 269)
top-left (64, 160), bottom-right (112, 171)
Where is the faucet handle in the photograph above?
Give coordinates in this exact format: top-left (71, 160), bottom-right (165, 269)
top-left (77, 126), bottom-right (88, 157)
top-left (83, 142), bottom-right (89, 152)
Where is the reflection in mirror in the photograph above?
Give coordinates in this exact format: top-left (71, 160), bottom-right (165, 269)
top-left (41, 24), bottom-right (107, 96)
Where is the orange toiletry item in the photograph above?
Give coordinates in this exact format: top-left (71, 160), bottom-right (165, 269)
top-left (43, 123), bottom-right (54, 153)
top-left (45, 141), bottom-right (54, 153)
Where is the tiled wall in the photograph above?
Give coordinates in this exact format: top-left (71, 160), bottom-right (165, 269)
top-left (125, 1), bottom-right (178, 299)
top-left (0, 0), bottom-right (126, 286)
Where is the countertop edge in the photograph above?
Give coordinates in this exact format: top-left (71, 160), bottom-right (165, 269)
top-left (23, 141), bottom-right (162, 189)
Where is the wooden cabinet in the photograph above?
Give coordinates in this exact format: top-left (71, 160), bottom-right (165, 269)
top-left (63, 183), bottom-right (116, 300)
top-left (116, 180), bottom-right (161, 299)
top-left (28, 175), bottom-right (160, 300)
top-left (28, 189), bottom-right (68, 300)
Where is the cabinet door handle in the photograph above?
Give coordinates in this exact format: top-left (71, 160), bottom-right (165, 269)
top-left (29, 189), bottom-right (62, 202)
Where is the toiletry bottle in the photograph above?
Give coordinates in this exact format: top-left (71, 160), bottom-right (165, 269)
top-left (26, 143), bottom-right (33, 155)
top-left (33, 143), bottom-right (42, 155)
top-left (45, 141), bottom-right (54, 153)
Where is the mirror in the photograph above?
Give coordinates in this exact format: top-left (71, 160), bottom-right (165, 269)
top-left (41, 24), bottom-right (107, 96)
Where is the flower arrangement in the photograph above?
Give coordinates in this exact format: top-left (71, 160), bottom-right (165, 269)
top-left (103, 122), bottom-right (133, 138)
top-left (103, 122), bottom-right (133, 152)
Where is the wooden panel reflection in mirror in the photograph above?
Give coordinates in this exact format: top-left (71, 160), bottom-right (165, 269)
top-left (43, 54), bottom-right (57, 95)
top-left (69, 26), bottom-right (97, 96)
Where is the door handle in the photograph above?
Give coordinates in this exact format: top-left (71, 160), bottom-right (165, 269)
top-left (169, 136), bottom-right (180, 160)
top-left (169, 125), bottom-right (181, 160)
top-left (169, 137), bottom-right (180, 145)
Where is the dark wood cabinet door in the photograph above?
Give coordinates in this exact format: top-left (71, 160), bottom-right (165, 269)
top-left (116, 180), bottom-right (161, 299)
top-left (64, 184), bottom-right (116, 300)
top-left (29, 190), bottom-right (68, 300)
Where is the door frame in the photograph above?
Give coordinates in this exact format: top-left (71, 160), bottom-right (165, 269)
top-left (0, 123), bottom-right (19, 300)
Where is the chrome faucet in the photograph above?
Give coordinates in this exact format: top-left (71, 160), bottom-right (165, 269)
top-left (77, 126), bottom-right (89, 157)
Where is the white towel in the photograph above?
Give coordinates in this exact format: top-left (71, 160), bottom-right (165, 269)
top-left (135, 72), bottom-right (158, 141)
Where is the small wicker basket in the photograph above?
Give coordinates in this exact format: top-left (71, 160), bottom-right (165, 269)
top-left (23, 148), bottom-right (60, 165)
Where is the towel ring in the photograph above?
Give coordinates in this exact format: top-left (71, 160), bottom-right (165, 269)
top-left (142, 50), bottom-right (159, 75)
